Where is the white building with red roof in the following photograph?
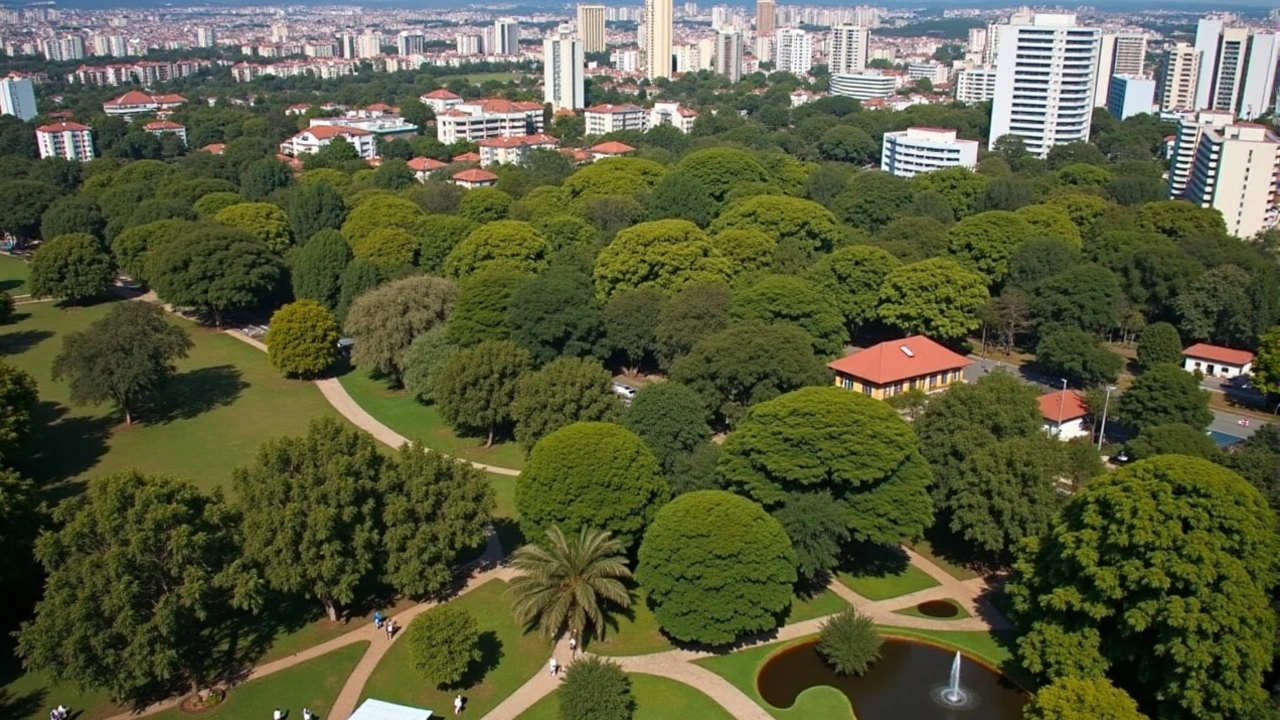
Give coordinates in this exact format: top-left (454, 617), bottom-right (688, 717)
top-left (279, 125), bottom-right (376, 160)
top-left (36, 121), bottom-right (94, 160)
top-left (1039, 388), bottom-right (1090, 441)
top-left (420, 89), bottom-right (463, 114)
top-left (101, 90), bottom-right (186, 120)
top-left (584, 103), bottom-right (647, 135)
top-left (590, 141), bottom-right (636, 161)
top-left (436, 98), bottom-right (545, 144)
top-left (827, 335), bottom-right (971, 400)
top-left (1182, 343), bottom-right (1254, 379)
top-left (650, 101), bottom-right (699, 134)
top-left (406, 156), bottom-right (448, 182)
top-left (285, 103), bottom-right (312, 116)
top-left (451, 168), bottom-right (499, 189)
top-left (477, 133), bottom-right (560, 166)
top-left (143, 120), bottom-right (187, 145)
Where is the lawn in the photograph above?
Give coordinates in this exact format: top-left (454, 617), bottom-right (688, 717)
top-left (695, 636), bottom-right (856, 720)
top-left (360, 580), bottom-right (551, 717)
top-left (592, 588), bottom-right (847, 657)
top-left (907, 538), bottom-right (981, 581)
top-left (437, 72), bottom-right (526, 84)
top-left (836, 563), bottom-right (939, 601)
top-left (515, 673), bottom-right (739, 720)
top-left (0, 254), bottom-right (29, 295)
top-left (338, 367), bottom-right (526, 471)
top-left (148, 642), bottom-right (368, 720)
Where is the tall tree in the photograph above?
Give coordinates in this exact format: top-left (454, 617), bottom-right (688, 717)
top-left (603, 288), bottom-right (663, 372)
top-left (41, 195), bottom-right (105, 241)
top-left (653, 280), bottom-right (732, 369)
top-left (1035, 327), bottom-right (1123, 386)
top-left (511, 358), bottom-right (623, 452)
top-left (345, 275), bottom-right (456, 386)
top-left (214, 202), bottom-right (293, 253)
top-left (290, 229), bottom-right (352, 312)
top-left (1118, 363), bottom-right (1212, 431)
top-left (52, 302), bottom-right (193, 425)
top-left (1033, 264), bottom-right (1122, 335)
top-left (592, 219), bottom-right (731, 299)
top-left (732, 275), bottom-right (846, 356)
top-left (0, 360), bottom-right (37, 464)
top-left (233, 418), bottom-right (383, 621)
top-left (507, 526), bottom-right (632, 640)
top-left (1136, 322), bottom-right (1182, 368)
top-left (877, 258), bottom-right (989, 340)
top-left (447, 267), bottom-right (530, 347)
top-left (434, 340), bottom-right (531, 446)
top-left (943, 435), bottom-right (1064, 558)
top-left (804, 245), bottom-right (902, 332)
top-left (945, 210), bottom-right (1035, 284)
top-left (0, 180), bottom-right (61, 239)
top-left (1252, 326), bottom-right (1280, 396)
top-left (266, 300), bottom-right (340, 378)
top-left (1022, 678), bottom-right (1148, 720)
top-left (28, 233), bottom-right (115, 303)
top-left (509, 263), bottom-right (606, 365)
top-left (623, 382), bottom-right (712, 474)
top-left (288, 181), bottom-right (347, 243)
top-left (148, 226), bottom-right (284, 326)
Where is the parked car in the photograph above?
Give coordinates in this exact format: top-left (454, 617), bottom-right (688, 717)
top-left (612, 382), bottom-right (636, 404)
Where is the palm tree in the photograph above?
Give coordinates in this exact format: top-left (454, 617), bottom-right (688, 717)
top-left (506, 525), bottom-right (633, 641)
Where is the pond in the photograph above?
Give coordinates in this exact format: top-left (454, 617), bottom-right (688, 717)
top-left (757, 639), bottom-right (1027, 719)
top-left (916, 600), bottom-right (961, 618)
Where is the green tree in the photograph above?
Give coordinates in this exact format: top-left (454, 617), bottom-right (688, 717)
top-left (603, 288), bottom-right (663, 372)
top-left (1033, 264), bottom-right (1121, 334)
top-left (149, 226), bottom-right (284, 326)
top-left (266, 300), bottom-right (340, 378)
top-left (419, 215), bottom-right (478, 273)
top-left (672, 147), bottom-right (770, 202)
top-left (516, 422), bottom-right (668, 549)
top-left (653, 280), bottom-right (732, 369)
top-left (0, 180), bottom-right (61, 239)
top-left (944, 435), bottom-right (1064, 558)
top-left (1035, 327), bottom-right (1123, 386)
top-left (402, 327), bottom-right (457, 404)
top-left (719, 387), bottom-right (934, 576)
top-left (435, 340), bottom-right (531, 446)
top-left (911, 167), bottom-right (989, 219)
top-left (1136, 322), bottom-right (1182, 368)
top-left (381, 443), bottom-right (494, 597)
top-left (512, 359), bottom-right (623, 451)
top-left (458, 187), bottom-right (513, 223)
top-left (0, 470), bottom-right (36, 590)
top-left (509, 263), bottom-right (606, 365)
top-left (636, 490), bottom-right (796, 645)
top-left (562, 158), bottom-right (666, 204)
top-left (732, 275), bottom-right (846, 356)
top-left (1008, 456), bottom-right (1275, 720)
top-left (1137, 200), bottom-right (1226, 241)
top-left (52, 302), bottom-right (193, 425)
top-left (507, 526), bottom-right (632, 640)
top-left (805, 245), bottom-right (902, 331)
top-left (946, 210), bottom-right (1035, 283)
top-left (444, 220), bottom-right (549, 278)
top-left (0, 360), bottom-right (37, 463)
top-left (710, 195), bottom-right (842, 264)
top-left (193, 192), bottom-right (244, 218)
top-left (877, 258), bottom-right (989, 340)
top-left (372, 159), bottom-right (415, 190)
top-left (1126, 423), bottom-right (1220, 461)
top-left (593, 219), bottom-right (731, 299)
top-left (353, 227), bottom-right (419, 270)
top-left (709, 227), bottom-right (776, 276)
top-left (406, 606), bottom-right (482, 688)
top-left (559, 656), bottom-right (634, 720)
top-left (646, 171), bottom-right (716, 227)
top-left (817, 608), bottom-right (883, 677)
top-left (15, 471), bottom-right (255, 701)
top-left (215, 202), bottom-right (292, 253)
top-left (1118, 363), bottom-right (1212, 431)
top-left (28, 233), bottom-right (115, 302)
top-left (1022, 677), bottom-right (1148, 720)
top-left (1173, 265), bottom-right (1253, 347)
top-left (1252, 326), bottom-right (1280, 396)
top-left (239, 157), bottom-right (292, 200)
top-left (288, 180), bottom-right (347, 243)
top-left (623, 382), bottom-right (711, 474)
top-left (447, 267), bottom-right (529, 346)
top-left (233, 418), bottom-right (383, 621)
top-left (291, 229), bottom-right (352, 311)
top-left (41, 195), bottom-right (105, 241)
top-left (817, 125), bottom-right (878, 164)
top-left (341, 195), bottom-right (427, 246)
top-left (1015, 204), bottom-right (1083, 248)
top-left (670, 322), bottom-right (826, 427)
top-left (1008, 238), bottom-right (1081, 291)
top-left (345, 275), bottom-right (456, 386)
top-left (111, 219), bottom-right (196, 285)
top-left (833, 171), bottom-right (916, 233)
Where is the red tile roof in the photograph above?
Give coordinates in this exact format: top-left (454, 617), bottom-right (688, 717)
top-left (827, 335), bottom-right (970, 386)
top-left (1182, 343), bottom-right (1254, 366)
top-left (37, 121), bottom-right (90, 132)
top-left (422, 89), bottom-right (461, 100)
top-left (452, 168), bottom-right (498, 182)
top-left (1038, 389), bottom-right (1089, 423)
top-left (591, 141), bottom-right (636, 154)
top-left (152, 94), bottom-right (187, 105)
top-left (406, 156), bottom-right (447, 172)
top-left (301, 125), bottom-right (371, 139)
top-left (104, 90), bottom-right (155, 106)
top-left (476, 133), bottom-right (559, 148)
top-left (144, 120), bottom-right (184, 130)
top-left (585, 103), bottom-right (645, 114)
top-left (452, 152), bottom-right (482, 162)
top-left (471, 98), bottom-right (542, 114)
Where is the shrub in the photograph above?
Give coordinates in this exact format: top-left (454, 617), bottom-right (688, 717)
top-left (558, 656), bottom-right (634, 720)
top-left (406, 605), bottom-right (482, 688)
top-left (817, 607), bottom-right (882, 676)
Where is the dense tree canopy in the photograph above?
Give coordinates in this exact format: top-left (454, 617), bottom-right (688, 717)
top-left (877, 258), bottom-right (988, 339)
top-left (28, 233), bottom-right (115, 303)
top-left (510, 357), bottom-right (623, 451)
top-left (1117, 363), bottom-right (1212, 432)
top-left (345, 275), bottom-right (455, 386)
top-left (593, 219), bottom-right (732, 299)
top-left (148, 226), bottom-right (284, 326)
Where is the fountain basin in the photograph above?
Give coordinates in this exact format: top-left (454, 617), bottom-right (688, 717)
top-left (756, 638), bottom-right (1027, 719)
top-left (916, 600), bottom-right (963, 618)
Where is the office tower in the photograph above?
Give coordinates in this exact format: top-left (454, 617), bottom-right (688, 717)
top-left (775, 28), bottom-right (811, 74)
top-left (356, 31), bottom-right (382, 58)
top-left (1174, 114), bottom-right (1280, 238)
top-left (577, 5), bottom-right (606, 53)
top-left (828, 24), bottom-right (868, 75)
top-left (1159, 42), bottom-right (1200, 111)
top-left (715, 31), bottom-right (742, 82)
top-left (1093, 33), bottom-right (1146, 106)
top-left (0, 77), bottom-right (36, 121)
top-left (989, 14), bottom-right (1100, 158)
top-left (1239, 32), bottom-right (1279, 120)
top-left (1106, 75), bottom-right (1156, 119)
top-left (644, 0), bottom-right (673, 79)
top-left (495, 18), bottom-right (520, 55)
top-left (543, 31), bottom-right (584, 110)
top-left (1194, 17), bottom-right (1224, 110)
top-left (880, 127), bottom-right (979, 178)
top-left (397, 32), bottom-right (425, 55)
top-left (456, 34), bottom-right (481, 55)
top-left (196, 27), bottom-right (215, 48)
top-left (756, 0), bottom-right (775, 35)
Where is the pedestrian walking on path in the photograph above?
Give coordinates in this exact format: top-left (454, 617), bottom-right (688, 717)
top-left (549, 657), bottom-right (558, 676)
top-left (569, 635), bottom-right (576, 657)
top-left (374, 611), bottom-right (383, 629)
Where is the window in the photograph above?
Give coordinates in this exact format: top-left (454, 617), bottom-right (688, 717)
top-left (862, 384), bottom-right (873, 396)
top-left (929, 373), bottom-right (938, 388)
top-left (841, 377), bottom-right (853, 390)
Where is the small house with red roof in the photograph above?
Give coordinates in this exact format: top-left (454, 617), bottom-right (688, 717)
top-left (1039, 388), bottom-right (1090, 441)
top-left (477, 133), bottom-right (559, 166)
top-left (451, 168), bottom-right (498, 189)
top-left (452, 151), bottom-right (482, 164)
top-left (1182, 343), bottom-right (1253, 378)
top-left (420, 88), bottom-right (463, 114)
top-left (143, 120), bottom-right (187, 145)
top-left (827, 335), bottom-right (970, 400)
top-left (406, 156), bottom-right (448, 182)
top-left (279, 125), bottom-right (376, 160)
top-left (590, 141), bottom-right (635, 161)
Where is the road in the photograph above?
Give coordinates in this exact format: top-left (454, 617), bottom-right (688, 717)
top-left (964, 355), bottom-right (1260, 444)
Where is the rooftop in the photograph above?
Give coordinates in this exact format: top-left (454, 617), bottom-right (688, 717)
top-left (453, 168), bottom-right (498, 182)
top-left (1038, 389), bottom-right (1089, 423)
top-left (1182, 343), bottom-right (1254, 366)
top-left (827, 336), bottom-right (971, 386)
top-left (37, 121), bottom-right (90, 132)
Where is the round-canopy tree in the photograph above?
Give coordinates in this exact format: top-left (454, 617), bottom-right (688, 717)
top-left (516, 422), bottom-right (669, 551)
top-left (511, 357), bottom-right (623, 451)
top-left (709, 195), bottom-right (842, 261)
top-left (266, 300), bottom-right (340, 378)
top-left (623, 381), bottom-right (711, 474)
top-left (443, 220), bottom-right (550, 278)
top-left (593, 219), bottom-right (732, 299)
top-left (214, 202), bottom-right (292, 253)
top-left (673, 147), bottom-right (770, 202)
top-left (559, 656), bottom-right (635, 720)
top-left (805, 245), bottom-right (902, 332)
top-left (877, 258), bottom-right (989, 340)
top-left (148, 226), bottom-right (284, 327)
top-left (28, 232), bottom-right (115, 303)
top-left (344, 275), bottom-right (456, 387)
top-left (1022, 677), bottom-right (1148, 720)
top-left (732, 275), bottom-right (846, 356)
top-left (406, 605), bottom-right (482, 689)
top-left (636, 490), bottom-right (797, 645)
top-left (1117, 363), bottom-right (1212, 432)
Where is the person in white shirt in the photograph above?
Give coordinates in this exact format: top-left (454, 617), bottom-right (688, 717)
top-left (454, 695), bottom-right (464, 715)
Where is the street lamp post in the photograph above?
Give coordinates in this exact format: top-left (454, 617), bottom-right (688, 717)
top-left (1097, 384), bottom-right (1115, 451)
top-left (1056, 379), bottom-right (1067, 437)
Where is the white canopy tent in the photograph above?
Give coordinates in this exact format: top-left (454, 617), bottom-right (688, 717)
top-left (347, 698), bottom-right (434, 720)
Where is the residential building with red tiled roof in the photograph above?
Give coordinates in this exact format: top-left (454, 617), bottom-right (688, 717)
top-left (406, 156), bottom-right (448, 181)
top-left (143, 120), bottom-right (187, 145)
top-left (589, 141), bottom-right (635, 159)
top-left (285, 103), bottom-right (312, 116)
top-left (101, 90), bottom-right (186, 119)
top-left (420, 88), bottom-right (463, 114)
top-left (1182, 343), bottom-right (1254, 378)
top-left (827, 335), bottom-right (970, 400)
top-left (650, 101), bottom-right (698, 133)
top-left (436, 97), bottom-right (545, 144)
top-left (201, 143), bottom-right (226, 155)
top-left (279, 125), bottom-right (376, 160)
top-left (452, 151), bottom-right (482, 164)
top-left (36, 122), bottom-right (94, 160)
top-left (477, 133), bottom-right (560, 166)
top-left (584, 103), bottom-right (647, 134)
top-left (451, 168), bottom-right (499, 188)
top-left (1039, 388), bottom-right (1090, 440)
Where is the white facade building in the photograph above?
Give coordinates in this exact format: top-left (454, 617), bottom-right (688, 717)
top-left (954, 66), bottom-right (996, 104)
top-left (1168, 110), bottom-right (1234, 197)
top-left (1093, 33), bottom-right (1146, 107)
top-left (435, 98), bottom-right (545, 144)
top-left (1193, 20), bottom-right (1280, 120)
top-left (650, 101), bottom-right (697, 133)
top-left (1159, 42), bottom-right (1200, 112)
top-left (195, 27), bottom-right (216, 48)
top-left (644, 0), bottom-right (673, 79)
top-left (830, 72), bottom-right (897, 100)
top-left (420, 89), bottom-right (463, 114)
top-left (827, 24), bottom-right (869, 75)
top-left (907, 62), bottom-right (949, 86)
top-left (280, 126), bottom-right (377, 160)
top-left (494, 19), bottom-right (520, 55)
top-left (584, 103), bottom-right (648, 134)
top-left (1106, 75), bottom-right (1156, 119)
top-left (880, 127), bottom-right (979, 178)
top-left (775, 28), bottom-right (812, 75)
top-left (543, 32), bottom-right (585, 111)
top-left (143, 120), bottom-right (187, 145)
top-left (456, 34), bottom-right (481, 56)
top-left (1179, 120), bottom-right (1280, 239)
top-left (988, 13), bottom-right (1100, 158)
top-left (36, 122), bottom-right (94, 161)
top-left (0, 77), bottom-right (37, 121)
top-left (477, 133), bottom-right (560, 166)
top-left (577, 5), bottom-right (606, 53)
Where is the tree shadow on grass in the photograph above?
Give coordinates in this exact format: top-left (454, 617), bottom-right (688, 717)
top-left (839, 542), bottom-right (911, 578)
top-left (213, 593), bottom-right (332, 683)
top-left (918, 524), bottom-right (1002, 576)
top-left (19, 401), bottom-right (112, 495)
top-left (145, 365), bottom-right (248, 424)
top-left (0, 279), bottom-right (25, 293)
top-left (0, 686), bottom-right (45, 720)
top-left (453, 631), bottom-right (502, 689)
top-left (0, 329), bottom-right (52, 356)
top-left (493, 517), bottom-right (525, 557)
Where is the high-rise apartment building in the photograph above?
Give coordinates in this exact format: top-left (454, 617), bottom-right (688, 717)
top-left (495, 19), bottom-right (520, 55)
top-left (775, 28), bottom-right (812, 75)
top-left (644, 0), bottom-right (673, 79)
top-left (1159, 42), bottom-right (1200, 112)
top-left (715, 31), bottom-right (743, 82)
top-left (954, 65), bottom-right (997, 104)
top-left (0, 77), bottom-right (37, 121)
top-left (1194, 17), bottom-right (1225, 110)
top-left (196, 27), bottom-right (215, 48)
top-left (1239, 32), bottom-right (1280, 120)
top-left (543, 31), bottom-right (584, 110)
top-left (397, 33), bottom-right (425, 56)
top-left (988, 13), bottom-right (1100, 158)
top-left (827, 24), bottom-right (869, 75)
top-left (755, 0), bottom-right (775, 35)
top-left (356, 31), bottom-right (382, 59)
top-left (880, 127), bottom-right (979, 178)
top-left (36, 122), bottom-right (94, 161)
top-left (1106, 75), bottom-right (1156, 119)
top-left (577, 5), bottom-right (606, 53)
top-left (1173, 113), bottom-right (1280, 238)
top-left (337, 32), bottom-right (357, 59)
top-left (456, 34), bottom-right (481, 55)
top-left (1192, 19), bottom-right (1280, 120)
top-left (1093, 33), bottom-right (1146, 107)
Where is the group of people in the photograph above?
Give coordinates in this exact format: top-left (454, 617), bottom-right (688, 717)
top-left (49, 706), bottom-right (69, 720)
top-left (373, 611), bottom-right (397, 639)
top-left (271, 708), bottom-right (312, 720)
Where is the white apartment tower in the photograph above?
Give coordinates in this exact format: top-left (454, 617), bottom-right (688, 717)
top-left (954, 66), bottom-right (997, 104)
top-left (495, 19), bottom-right (520, 55)
top-left (457, 34), bottom-right (481, 55)
top-left (775, 28), bottom-right (812, 75)
top-left (881, 127), bottom-right (979, 178)
top-left (543, 31), bottom-right (585, 111)
top-left (1178, 118), bottom-right (1280, 238)
top-left (828, 24), bottom-right (869, 75)
top-left (988, 13), bottom-right (1100, 159)
top-left (36, 122), bottom-right (94, 161)
top-left (1194, 19), bottom-right (1280, 120)
top-left (1159, 42), bottom-right (1200, 112)
top-left (644, 0), bottom-right (673, 79)
top-left (0, 77), bottom-right (37, 121)
top-left (715, 31), bottom-right (743, 83)
top-left (1168, 110), bottom-right (1234, 197)
top-left (577, 5), bottom-right (606, 53)
top-left (195, 27), bottom-right (215, 48)
top-left (1093, 33), bottom-right (1146, 107)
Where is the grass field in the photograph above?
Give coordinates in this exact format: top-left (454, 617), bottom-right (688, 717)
top-left (696, 635), bottom-right (857, 720)
top-left (338, 367), bottom-right (526, 471)
top-left (148, 642), bottom-right (368, 720)
top-left (515, 673), bottom-right (739, 720)
top-left (836, 563), bottom-right (939, 601)
top-left (0, 254), bottom-right (29, 295)
top-left (436, 72), bottom-right (526, 84)
top-left (360, 580), bottom-right (551, 717)
top-left (907, 538), bottom-right (981, 581)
